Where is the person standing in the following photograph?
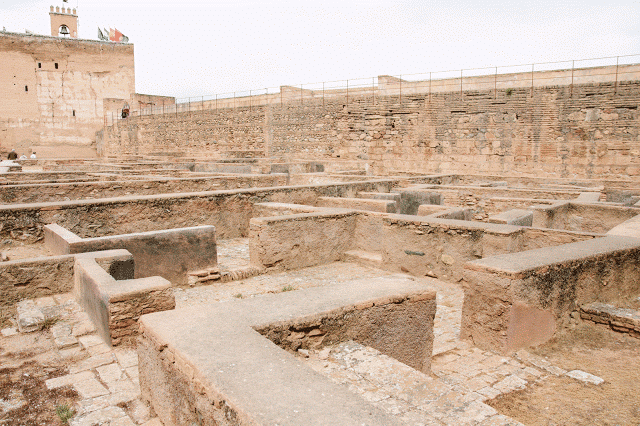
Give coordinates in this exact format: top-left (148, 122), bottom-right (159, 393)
top-left (7, 149), bottom-right (17, 160)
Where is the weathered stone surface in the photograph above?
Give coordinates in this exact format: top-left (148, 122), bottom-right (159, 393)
top-left (74, 254), bottom-right (175, 346)
top-left (566, 370), bottom-right (605, 385)
top-left (462, 235), bottom-right (640, 354)
top-left (1, 327), bottom-right (18, 337)
top-left (100, 77), bottom-right (640, 180)
top-left (73, 377), bottom-right (110, 399)
top-left (317, 196), bottom-right (397, 213)
top-left (45, 371), bottom-right (95, 390)
top-left (16, 300), bottom-right (45, 333)
top-left (138, 276), bottom-right (436, 426)
top-left (250, 211), bottom-right (358, 271)
top-left (488, 209), bottom-right (533, 226)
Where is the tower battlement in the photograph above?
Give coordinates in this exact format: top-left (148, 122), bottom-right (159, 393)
top-left (49, 5), bottom-right (78, 38)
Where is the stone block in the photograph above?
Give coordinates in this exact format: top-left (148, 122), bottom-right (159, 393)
top-left (399, 190), bottom-right (443, 215)
top-left (16, 300), bottom-right (45, 333)
top-left (488, 209), bottom-right (533, 226)
top-left (566, 370), bottom-right (604, 385)
top-left (250, 211), bottom-right (357, 270)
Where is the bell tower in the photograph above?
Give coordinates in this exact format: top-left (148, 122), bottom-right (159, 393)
top-left (49, 5), bottom-right (78, 38)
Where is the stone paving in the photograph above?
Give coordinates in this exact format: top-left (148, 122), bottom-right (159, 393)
top-left (0, 293), bottom-right (160, 425)
top-left (0, 238), bottom-right (608, 425)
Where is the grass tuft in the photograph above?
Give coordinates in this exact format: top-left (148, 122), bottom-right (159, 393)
top-left (55, 404), bottom-right (75, 424)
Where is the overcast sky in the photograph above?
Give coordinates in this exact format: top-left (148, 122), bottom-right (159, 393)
top-left (3, 0), bottom-right (640, 99)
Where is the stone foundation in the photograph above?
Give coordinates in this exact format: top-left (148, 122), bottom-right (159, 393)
top-left (138, 276), bottom-right (436, 426)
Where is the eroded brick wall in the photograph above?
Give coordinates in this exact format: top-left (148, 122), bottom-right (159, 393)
top-left (99, 80), bottom-right (640, 179)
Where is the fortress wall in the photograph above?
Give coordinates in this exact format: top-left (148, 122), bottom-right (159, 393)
top-left (99, 72), bottom-right (640, 179)
top-left (0, 33), bottom-right (135, 156)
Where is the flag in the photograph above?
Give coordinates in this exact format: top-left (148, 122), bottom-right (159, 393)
top-left (97, 27), bottom-right (107, 41)
top-left (108, 28), bottom-right (128, 43)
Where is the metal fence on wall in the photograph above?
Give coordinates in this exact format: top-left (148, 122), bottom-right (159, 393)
top-left (104, 54), bottom-right (640, 127)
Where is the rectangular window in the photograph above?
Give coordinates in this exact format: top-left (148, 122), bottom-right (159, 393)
top-left (55, 63), bottom-right (58, 69)
top-left (38, 62), bottom-right (41, 68)
top-left (25, 86), bottom-right (28, 92)
top-left (72, 110), bottom-right (76, 117)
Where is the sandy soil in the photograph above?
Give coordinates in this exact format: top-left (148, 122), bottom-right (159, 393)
top-left (489, 323), bottom-right (640, 425)
top-left (1, 243), bottom-right (52, 262)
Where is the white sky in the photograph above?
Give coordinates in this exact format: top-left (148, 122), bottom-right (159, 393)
top-left (2, 0), bottom-right (639, 100)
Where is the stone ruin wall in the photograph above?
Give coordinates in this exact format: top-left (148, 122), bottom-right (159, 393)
top-left (99, 77), bottom-right (640, 179)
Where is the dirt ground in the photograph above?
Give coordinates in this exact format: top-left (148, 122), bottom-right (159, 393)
top-left (489, 323), bottom-right (640, 426)
top-left (1, 243), bottom-right (51, 262)
top-left (0, 331), bottom-right (78, 425)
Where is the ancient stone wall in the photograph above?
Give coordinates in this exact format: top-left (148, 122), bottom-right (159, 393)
top-left (99, 74), bottom-right (640, 179)
top-left (0, 32), bottom-right (135, 157)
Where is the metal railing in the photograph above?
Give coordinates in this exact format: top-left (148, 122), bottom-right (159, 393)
top-left (104, 54), bottom-right (640, 127)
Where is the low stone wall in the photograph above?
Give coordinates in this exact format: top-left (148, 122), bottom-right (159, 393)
top-left (247, 206), bottom-right (604, 284)
top-left (75, 254), bottom-right (174, 346)
top-left (0, 180), bottom-right (397, 245)
top-left (249, 211), bottom-right (358, 270)
top-left (488, 209), bottom-right (533, 226)
top-left (461, 235), bottom-right (640, 354)
top-left (607, 214), bottom-right (640, 238)
top-left (418, 184), bottom-right (582, 205)
top-left (0, 174), bottom-right (288, 204)
top-left (416, 204), bottom-right (450, 216)
top-left (356, 191), bottom-right (401, 202)
top-left (0, 249), bottom-right (132, 327)
top-left (138, 277), bottom-right (435, 426)
top-left (519, 227), bottom-right (600, 251)
top-left (0, 255), bottom-right (75, 327)
top-left (426, 208), bottom-right (473, 221)
top-left (45, 224), bottom-right (217, 286)
top-left (252, 202), bottom-right (323, 217)
top-left (531, 202), bottom-right (639, 233)
top-left (485, 197), bottom-right (556, 216)
top-left (376, 216), bottom-right (523, 282)
top-left (580, 302), bottom-right (640, 338)
top-left (397, 190), bottom-right (443, 215)
top-left (316, 196), bottom-right (397, 213)
top-left (453, 173), bottom-right (630, 190)
top-left (0, 168), bottom-right (196, 185)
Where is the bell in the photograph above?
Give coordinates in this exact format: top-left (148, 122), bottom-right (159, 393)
top-left (59, 25), bottom-right (70, 36)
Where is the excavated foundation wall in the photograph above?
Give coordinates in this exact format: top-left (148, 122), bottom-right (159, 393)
top-left (99, 80), bottom-right (640, 179)
top-left (0, 180), bottom-right (396, 244)
top-left (0, 174), bottom-right (288, 204)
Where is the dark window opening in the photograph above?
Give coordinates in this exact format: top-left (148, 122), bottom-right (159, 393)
top-left (25, 86), bottom-right (28, 92)
top-left (38, 62), bottom-right (41, 68)
top-left (55, 63), bottom-right (58, 69)
top-left (72, 110), bottom-right (76, 117)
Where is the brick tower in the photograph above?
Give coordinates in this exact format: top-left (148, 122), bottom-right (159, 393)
top-left (49, 5), bottom-right (78, 38)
